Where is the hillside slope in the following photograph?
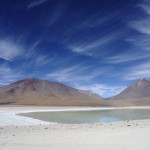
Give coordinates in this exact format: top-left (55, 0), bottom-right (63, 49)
top-left (0, 78), bottom-right (108, 106)
top-left (108, 78), bottom-right (150, 106)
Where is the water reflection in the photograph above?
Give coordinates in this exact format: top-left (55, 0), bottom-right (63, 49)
top-left (19, 109), bottom-right (150, 124)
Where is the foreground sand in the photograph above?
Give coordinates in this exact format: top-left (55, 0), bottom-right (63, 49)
top-left (0, 106), bottom-right (150, 150)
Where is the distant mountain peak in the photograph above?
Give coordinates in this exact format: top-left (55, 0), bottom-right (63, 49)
top-left (140, 78), bottom-right (150, 81)
top-left (26, 77), bottom-right (38, 80)
top-left (135, 78), bottom-right (150, 83)
top-left (130, 78), bottom-right (150, 87)
top-left (110, 78), bottom-right (150, 100)
top-left (22, 77), bottom-right (42, 82)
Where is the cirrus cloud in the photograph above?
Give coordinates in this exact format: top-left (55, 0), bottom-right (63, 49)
top-left (0, 39), bottom-right (23, 61)
top-left (75, 83), bottom-right (126, 98)
top-left (28, 0), bottom-right (48, 9)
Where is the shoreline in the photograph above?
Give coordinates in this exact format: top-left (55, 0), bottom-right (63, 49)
top-left (0, 106), bottom-right (150, 126)
top-left (0, 106), bottom-right (150, 150)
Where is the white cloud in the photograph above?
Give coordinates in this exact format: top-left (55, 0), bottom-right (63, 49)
top-left (35, 54), bottom-right (52, 66)
top-left (64, 14), bottom-right (122, 57)
top-left (22, 53), bottom-right (53, 67)
top-left (0, 64), bottom-right (12, 76)
top-left (129, 0), bottom-right (150, 35)
top-left (105, 51), bottom-right (150, 63)
top-left (47, 64), bottom-right (125, 98)
top-left (123, 0), bottom-right (150, 80)
top-left (64, 26), bottom-right (124, 57)
top-left (68, 35), bottom-right (114, 56)
top-left (0, 39), bottom-right (23, 61)
top-left (48, 1), bottom-right (68, 26)
top-left (130, 18), bottom-right (150, 35)
top-left (75, 84), bottom-right (126, 98)
top-left (47, 65), bottom-right (106, 83)
top-left (28, 0), bottom-right (48, 9)
top-left (138, 0), bottom-right (150, 14)
top-left (70, 37), bottom-right (113, 53)
top-left (22, 39), bottom-right (53, 66)
top-left (127, 0), bottom-right (150, 52)
top-left (0, 64), bottom-right (22, 85)
top-left (64, 12), bottom-right (119, 42)
top-left (126, 35), bottom-right (150, 51)
top-left (123, 61), bottom-right (150, 80)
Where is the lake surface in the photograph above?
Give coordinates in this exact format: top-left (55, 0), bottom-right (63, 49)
top-left (18, 109), bottom-right (150, 124)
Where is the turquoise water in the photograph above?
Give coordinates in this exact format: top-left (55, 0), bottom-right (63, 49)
top-left (19, 109), bottom-right (150, 124)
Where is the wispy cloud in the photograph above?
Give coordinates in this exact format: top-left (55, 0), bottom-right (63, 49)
top-left (0, 64), bottom-right (23, 85)
top-left (0, 64), bottom-right (12, 76)
top-left (123, 61), bottom-right (150, 80)
top-left (105, 51), bottom-right (150, 63)
top-left (67, 34), bottom-right (116, 57)
top-left (126, 35), bottom-right (150, 51)
top-left (47, 64), bottom-right (106, 83)
top-left (23, 39), bottom-right (53, 66)
top-left (69, 36), bottom-right (113, 54)
top-left (46, 65), bottom-right (120, 97)
top-left (75, 83), bottom-right (126, 98)
top-left (127, 0), bottom-right (150, 52)
top-left (28, 0), bottom-right (48, 9)
top-left (0, 35), bottom-right (51, 66)
top-left (0, 38), bottom-right (23, 61)
top-left (23, 52), bottom-right (54, 67)
top-left (35, 55), bottom-right (50, 66)
top-left (130, 18), bottom-right (150, 35)
top-left (48, 1), bottom-right (69, 26)
top-left (64, 12), bottom-right (118, 38)
top-left (138, 0), bottom-right (150, 15)
top-left (62, 10), bottom-right (122, 57)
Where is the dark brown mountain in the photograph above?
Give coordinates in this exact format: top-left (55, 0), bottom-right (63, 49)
top-left (0, 78), bottom-right (108, 106)
top-left (108, 78), bottom-right (150, 106)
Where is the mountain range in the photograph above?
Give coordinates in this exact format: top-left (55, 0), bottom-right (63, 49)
top-left (0, 77), bottom-right (150, 106)
top-left (0, 78), bottom-right (108, 106)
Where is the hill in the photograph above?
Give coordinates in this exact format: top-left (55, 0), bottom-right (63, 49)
top-left (108, 78), bottom-right (150, 106)
top-left (0, 78), bottom-right (108, 106)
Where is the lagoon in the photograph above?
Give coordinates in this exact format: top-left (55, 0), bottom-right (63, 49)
top-left (18, 109), bottom-right (150, 124)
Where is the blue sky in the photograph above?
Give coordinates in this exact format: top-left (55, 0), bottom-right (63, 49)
top-left (0, 0), bottom-right (150, 97)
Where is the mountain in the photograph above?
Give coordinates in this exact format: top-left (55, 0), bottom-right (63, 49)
top-left (108, 78), bottom-right (150, 106)
top-left (0, 78), bottom-right (108, 106)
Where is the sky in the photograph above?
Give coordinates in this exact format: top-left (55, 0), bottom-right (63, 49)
top-left (0, 0), bottom-right (150, 98)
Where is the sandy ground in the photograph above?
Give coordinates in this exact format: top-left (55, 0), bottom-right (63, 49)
top-left (0, 106), bottom-right (150, 150)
